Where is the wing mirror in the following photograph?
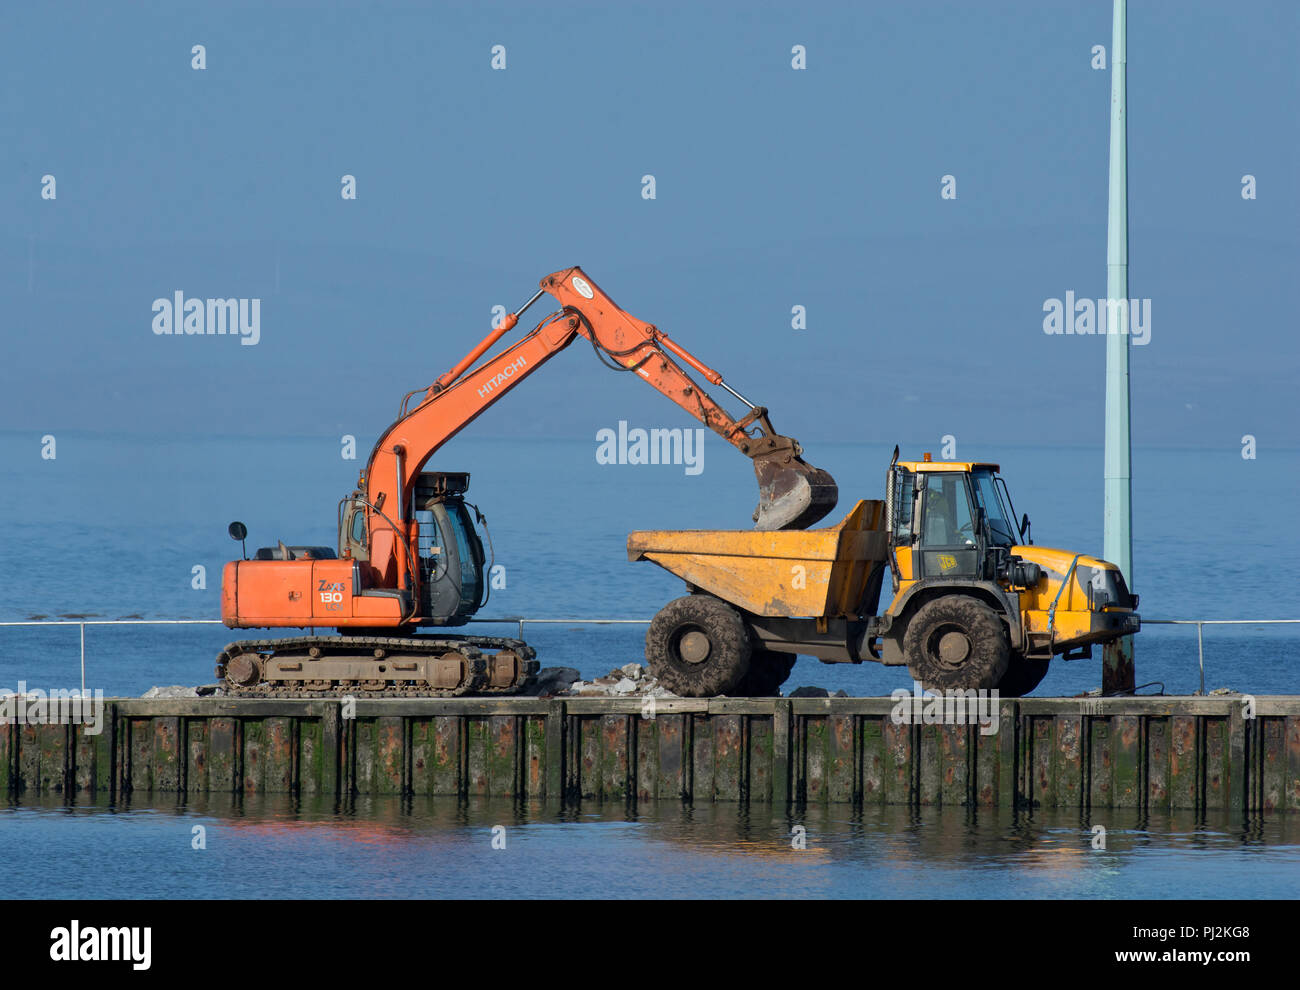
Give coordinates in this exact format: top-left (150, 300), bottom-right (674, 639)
top-left (228, 521), bottom-right (248, 560)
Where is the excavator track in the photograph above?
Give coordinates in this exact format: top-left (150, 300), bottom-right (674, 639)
top-left (215, 634), bottom-right (538, 698)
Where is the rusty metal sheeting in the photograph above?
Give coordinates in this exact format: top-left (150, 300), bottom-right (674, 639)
top-left (3, 696), bottom-right (1298, 815)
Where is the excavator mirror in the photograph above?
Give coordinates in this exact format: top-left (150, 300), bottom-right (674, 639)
top-left (228, 521), bottom-right (248, 560)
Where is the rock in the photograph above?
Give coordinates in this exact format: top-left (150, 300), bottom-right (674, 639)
top-left (788, 686), bottom-right (829, 698)
top-left (522, 666), bottom-right (582, 696)
top-left (141, 685), bottom-right (198, 699)
top-left (195, 684), bottom-right (225, 697)
top-left (550, 669), bottom-right (679, 698)
top-left (833, 689), bottom-right (848, 698)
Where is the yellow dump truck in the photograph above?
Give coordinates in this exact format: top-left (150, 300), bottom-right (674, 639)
top-left (629, 450), bottom-right (1140, 697)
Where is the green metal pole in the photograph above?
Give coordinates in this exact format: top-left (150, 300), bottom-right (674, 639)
top-left (1103, 0), bottom-right (1136, 694)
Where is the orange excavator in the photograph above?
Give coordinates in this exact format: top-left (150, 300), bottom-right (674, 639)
top-left (217, 266), bottom-right (837, 696)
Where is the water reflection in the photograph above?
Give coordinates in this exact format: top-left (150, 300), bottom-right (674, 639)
top-left (5, 793), bottom-right (1297, 899)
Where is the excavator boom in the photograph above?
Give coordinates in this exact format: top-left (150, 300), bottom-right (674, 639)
top-left (367, 266), bottom-right (837, 545)
top-left (538, 267), bottom-right (837, 530)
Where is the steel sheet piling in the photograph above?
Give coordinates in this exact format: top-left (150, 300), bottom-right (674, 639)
top-left (4, 695), bottom-right (1298, 817)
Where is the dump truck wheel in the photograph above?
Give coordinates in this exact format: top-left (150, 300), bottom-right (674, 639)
top-left (995, 652), bottom-right (1050, 697)
top-left (903, 596), bottom-right (1009, 691)
top-left (733, 650), bottom-right (797, 697)
top-left (646, 595), bottom-right (752, 697)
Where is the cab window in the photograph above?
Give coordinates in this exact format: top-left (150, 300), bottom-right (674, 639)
top-left (892, 470), bottom-right (915, 541)
top-left (921, 474), bottom-right (975, 546)
top-left (970, 470), bottom-right (1016, 546)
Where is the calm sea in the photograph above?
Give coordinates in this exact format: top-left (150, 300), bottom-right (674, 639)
top-left (6, 794), bottom-right (1299, 900)
top-left (2, 432), bottom-right (1297, 898)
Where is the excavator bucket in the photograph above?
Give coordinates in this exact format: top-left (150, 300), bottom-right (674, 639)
top-left (751, 450), bottom-right (839, 530)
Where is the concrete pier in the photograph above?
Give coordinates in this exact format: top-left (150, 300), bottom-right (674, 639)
top-left (3, 695), bottom-right (1298, 813)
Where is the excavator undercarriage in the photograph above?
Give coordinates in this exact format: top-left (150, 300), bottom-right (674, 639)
top-left (216, 633), bottom-right (537, 698)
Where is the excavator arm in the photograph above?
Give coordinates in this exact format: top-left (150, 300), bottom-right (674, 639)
top-left (539, 267), bottom-right (837, 531)
top-left (361, 266), bottom-right (838, 590)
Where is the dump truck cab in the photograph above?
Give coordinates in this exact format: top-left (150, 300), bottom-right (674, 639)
top-left (875, 454), bottom-right (1139, 693)
top-left (890, 458), bottom-right (1012, 585)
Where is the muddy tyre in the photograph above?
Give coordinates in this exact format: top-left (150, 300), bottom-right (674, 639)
top-left (646, 595), bottom-right (751, 697)
top-left (903, 596), bottom-right (1010, 691)
top-left (733, 650), bottom-right (797, 697)
top-left (994, 651), bottom-right (1050, 697)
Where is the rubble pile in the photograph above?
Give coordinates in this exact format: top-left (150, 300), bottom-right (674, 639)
top-left (522, 662), bottom-right (677, 698)
top-left (142, 667), bottom-right (834, 699)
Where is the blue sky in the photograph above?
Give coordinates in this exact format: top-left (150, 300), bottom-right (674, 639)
top-left (3, 0), bottom-right (1296, 450)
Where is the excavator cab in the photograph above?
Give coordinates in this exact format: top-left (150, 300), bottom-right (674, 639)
top-left (412, 476), bottom-right (486, 625)
top-left (338, 472), bottom-right (486, 626)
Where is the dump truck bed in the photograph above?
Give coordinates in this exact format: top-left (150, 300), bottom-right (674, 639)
top-left (627, 499), bottom-right (889, 619)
